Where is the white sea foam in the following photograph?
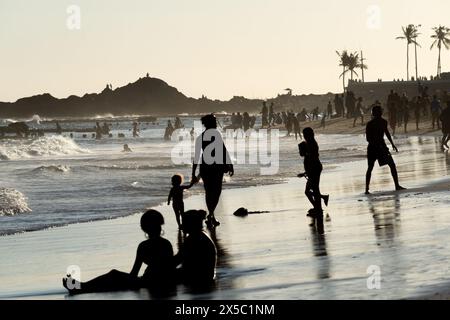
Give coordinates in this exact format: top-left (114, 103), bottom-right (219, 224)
top-left (0, 136), bottom-right (90, 160)
top-left (32, 164), bottom-right (71, 173)
top-left (0, 188), bottom-right (32, 216)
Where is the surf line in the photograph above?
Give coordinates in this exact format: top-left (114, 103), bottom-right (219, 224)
top-left (175, 304), bottom-right (209, 318)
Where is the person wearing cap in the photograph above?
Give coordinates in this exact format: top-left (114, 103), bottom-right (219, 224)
top-left (365, 104), bottom-right (405, 194)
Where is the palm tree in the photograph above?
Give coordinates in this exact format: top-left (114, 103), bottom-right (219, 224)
top-left (340, 52), bottom-right (367, 82)
top-left (412, 25), bottom-right (421, 80)
top-left (396, 24), bottom-right (420, 81)
top-left (430, 25), bottom-right (450, 77)
top-left (336, 50), bottom-right (350, 92)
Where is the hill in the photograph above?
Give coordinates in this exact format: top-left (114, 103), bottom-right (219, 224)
top-left (0, 75), bottom-right (335, 118)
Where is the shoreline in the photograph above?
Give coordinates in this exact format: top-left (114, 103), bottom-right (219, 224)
top-left (2, 138), bottom-right (450, 299)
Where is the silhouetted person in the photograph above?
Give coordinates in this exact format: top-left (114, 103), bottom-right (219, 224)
top-left (62, 210), bottom-right (175, 294)
top-left (353, 97), bottom-right (364, 127)
top-left (164, 120), bottom-right (174, 140)
top-left (168, 174), bottom-right (195, 229)
top-left (365, 105), bottom-right (405, 194)
top-left (102, 122), bottom-right (110, 135)
top-left (387, 90), bottom-right (398, 135)
top-left (192, 114), bottom-right (234, 227)
top-left (261, 102), bottom-right (268, 127)
top-left (236, 112), bottom-right (243, 130)
top-left (298, 127), bottom-right (329, 216)
top-left (346, 91), bottom-right (356, 119)
top-left (286, 113), bottom-right (293, 136)
top-left (293, 115), bottom-right (301, 140)
top-left (327, 101), bottom-right (333, 118)
top-left (242, 112), bottom-right (251, 132)
top-left (174, 210), bottom-right (217, 287)
top-left (174, 117), bottom-right (183, 129)
top-left (401, 93), bottom-right (410, 133)
top-left (440, 101), bottom-right (450, 149)
top-left (95, 122), bottom-right (102, 139)
top-left (56, 122), bottom-right (62, 135)
top-left (413, 96), bottom-right (422, 130)
top-left (122, 144), bottom-right (132, 152)
top-left (132, 122), bottom-right (140, 137)
top-left (431, 95), bottom-right (442, 129)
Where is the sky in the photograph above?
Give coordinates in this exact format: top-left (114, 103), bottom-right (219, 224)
top-left (1, 0), bottom-right (450, 102)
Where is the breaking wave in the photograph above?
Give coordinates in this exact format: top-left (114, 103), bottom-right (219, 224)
top-left (0, 188), bottom-right (32, 216)
top-left (31, 165), bottom-right (71, 173)
top-left (0, 136), bottom-right (90, 160)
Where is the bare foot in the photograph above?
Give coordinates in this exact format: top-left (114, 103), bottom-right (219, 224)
top-left (365, 190), bottom-right (371, 195)
top-left (396, 186), bottom-right (406, 191)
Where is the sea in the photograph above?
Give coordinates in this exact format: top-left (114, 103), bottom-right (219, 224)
top-left (1, 115), bottom-right (374, 236)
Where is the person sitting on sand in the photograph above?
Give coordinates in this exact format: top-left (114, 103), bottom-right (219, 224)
top-left (365, 104), bottom-right (405, 194)
top-left (298, 127), bottom-right (329, 217)
top-left (173, 210), bottom-right (217, 287)
top-left (168, 174), bottom-right (195, 229)
top-left (62, 210), bottom-right (176, 294)
top-left (122, 144), bottom-right (132, 152)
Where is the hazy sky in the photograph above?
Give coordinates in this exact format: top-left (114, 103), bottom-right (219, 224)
top-left (1, 0), bottom-right (450, 102)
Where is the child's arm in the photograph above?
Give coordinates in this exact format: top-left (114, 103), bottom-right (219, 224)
top-left (182, 181), bottom-right (195, 190)
top-left (130, 243), bottom-right (144, 277)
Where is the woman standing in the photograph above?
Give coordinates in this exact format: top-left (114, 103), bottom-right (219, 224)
top-left (192, 114), bottom-right (234, 227)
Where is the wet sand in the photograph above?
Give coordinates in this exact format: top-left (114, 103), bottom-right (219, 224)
top-left (1, 135), bottom-right (450, 300)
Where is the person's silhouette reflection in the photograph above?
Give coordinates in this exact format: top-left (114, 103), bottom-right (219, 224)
top-left (367, 194), bottom-right (401, 245)
top-left (309, 215), bottom-right (330, 280)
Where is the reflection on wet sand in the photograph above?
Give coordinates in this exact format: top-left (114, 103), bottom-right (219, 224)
top-left (309, 215), bottom-right (330, 280)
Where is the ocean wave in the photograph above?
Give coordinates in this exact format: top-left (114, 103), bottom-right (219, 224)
top-left (87, 163), bottom-right (189, 171)
top-left (31, 164), bottom-right (71, 173)
top-left (0, 136), bottom-right (90, 160)
top-left (0, 188), bottom-right (32, 216)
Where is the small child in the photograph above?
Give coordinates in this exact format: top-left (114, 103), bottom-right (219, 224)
top-left (167, 174), bottom-right (195, 229)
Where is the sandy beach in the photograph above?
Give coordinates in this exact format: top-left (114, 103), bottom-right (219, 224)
top-left (304, 114), bottom-right (444, 137)
top-left (1, 127), bottom-right (450, 300)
